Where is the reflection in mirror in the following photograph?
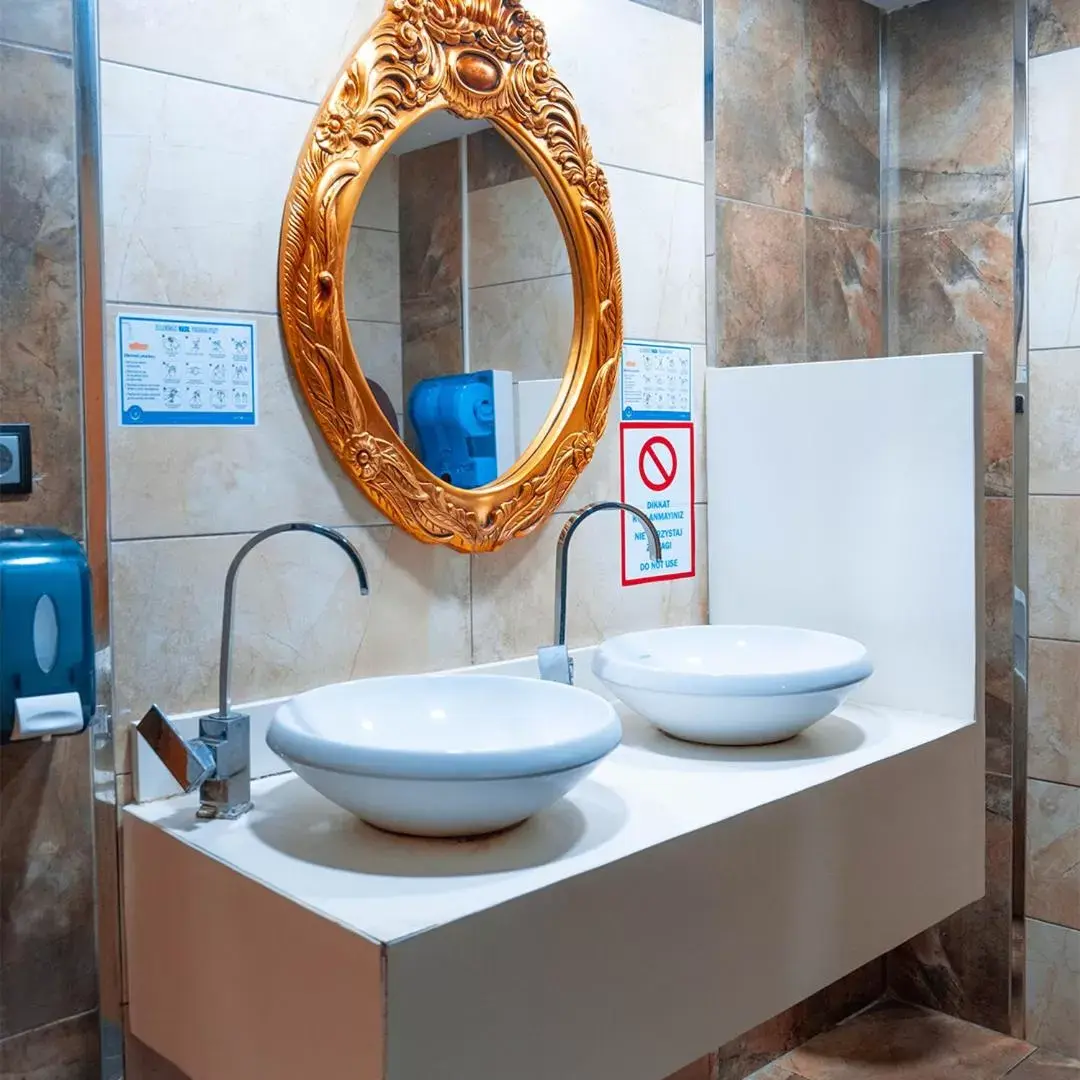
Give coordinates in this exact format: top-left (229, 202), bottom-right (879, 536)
top-left (344, 113), bottom-right (574, 489)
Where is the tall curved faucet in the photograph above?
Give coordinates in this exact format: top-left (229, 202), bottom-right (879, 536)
top-left (538, 502), bottom-right (662, 685)
top-left (136, 522), bottom-right (369, 820)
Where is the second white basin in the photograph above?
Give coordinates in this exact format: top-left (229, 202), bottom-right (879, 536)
top-left (593, 625), bottom-right (872, 745)
top-left (267, 674), bottom-right (621, 837)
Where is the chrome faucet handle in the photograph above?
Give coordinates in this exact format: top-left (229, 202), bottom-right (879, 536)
top-left (136, 705), bottom-right (215, 794)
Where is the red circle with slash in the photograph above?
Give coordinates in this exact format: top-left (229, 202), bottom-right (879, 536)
top-left (638, 436), bottom-right (678, 492)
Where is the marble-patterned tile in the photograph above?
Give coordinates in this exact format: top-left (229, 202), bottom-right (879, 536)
top-left (986, 498), bottom-right (1015, 775)
top-left (106, 305), bottom-right (385, 539)
top-left (0, 1011), bottom-right (99, 1080)
top-left (1030, 200), bottom-right (1080, 350)
top-left (1030, 50), bottom-right (1080, 205)
top-left (716, 200), bottom-right (806, 366)
top-left (1031, 496), bottom-right (1080, 640)
top-left (528, 0), bottom-right (704, 183)
top-left (1008, 1049), bottom-right (1080, 1078)
top-left (344, 227), bottom-right (401, 323)
top-left (0, 44), bottom-right (82, 537)
top-left (889, 0), bottom-right (1013, 228)
top-left (895, 217), bottom-right (1015, 496)
top-left (1032, 350), bottom-right (1080, 495)
top-left (1031, 0), bottom-right (1080, 58)
top-left (1028, 778), bottom-right (1080, 931)
top-left (629, 0), bottom-right (702, 23)
top-left (468, 177), bottom-right (569, 289)
top-left (714, 0), bottom-right (805, 212)
top-left (101, 63), bottom-right (313, 312)
top-left (782, 1000), bottom-right (1033, 1079)
top-left (354, 153), bottom-right (399, 233)
top-left (1029, 638), bottom-right (1080, 787)
top-left (805, 220), bottom-right (882, 361)
top-left (469, 276), bottom-right (574, 383)
top-left (470, 506), bottom-right (707, 663)
top-left (466, 128), bottom-right (532, 192)
top-left (99, 0), bottom-right (383, 103)
top-left (805, 0), bottom-right (880, 226)
top-left (886, 773), bottom-right (1014, 1033)
top-left (608, 167), bottom-right (707, 345)
top-left (110, 526), bottom-right (472, 773)
top-left (0, 0), bottom-right (72, 52)
top-left (0, 733), bottom-right (96, 1037)
top-left (714, 961), bottom-right (884, 1080)
top-left (1027, 917), bottom-right (1080, 1059)
top-left (350, 319), bottom-right (404, 417)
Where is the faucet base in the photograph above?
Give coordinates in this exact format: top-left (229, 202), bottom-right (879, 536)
top-left (196, 799), bottom-right (254, 821)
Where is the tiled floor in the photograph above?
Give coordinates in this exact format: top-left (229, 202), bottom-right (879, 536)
top-left (747, 1001), bottom-right (1080, 1080)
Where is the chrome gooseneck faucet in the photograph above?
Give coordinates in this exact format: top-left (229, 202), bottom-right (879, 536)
top-left (136, 522), bottom-right (369, 820)
top-left (538, 501), bottom-right (662, 686)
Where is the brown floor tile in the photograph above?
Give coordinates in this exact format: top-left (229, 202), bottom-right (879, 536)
top-left (0, 1012), bottom-right (98, 1080)
top-left (1007, 1050), bottom-right (1080, 1078)
top-left (781, 1001), bottom-right (1033, 1079)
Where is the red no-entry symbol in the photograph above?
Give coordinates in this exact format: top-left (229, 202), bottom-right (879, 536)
top-left (638, 436), bottom-right (678, 492)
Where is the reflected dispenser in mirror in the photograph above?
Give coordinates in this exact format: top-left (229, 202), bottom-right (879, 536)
top-left (0, 527), bottom-right (95, 743)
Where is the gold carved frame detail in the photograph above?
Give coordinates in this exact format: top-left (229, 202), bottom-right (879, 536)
top-left (279, 0), bottom-right (622, 553)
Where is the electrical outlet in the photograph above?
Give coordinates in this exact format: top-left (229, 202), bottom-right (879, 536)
top-left (0, 424), bottom-right (32, 495)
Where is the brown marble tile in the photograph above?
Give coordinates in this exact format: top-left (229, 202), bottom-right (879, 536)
top-left (805, 0), bottom-right (880, 226)
top-left (665, 1055), bottom-right (716, 1080)
top-left (889, 0), bottom-right (1013, 228)
top-left (1008, 1049), bottom-right (1080, 1078)
top-left (398, 139), bottom-right (463, 399)
top-left (1027, 778), bottom-right (1080, 932)
top-left (886, 774), bottom-right (1014, 1034)
top-left (0, 1012), bottom-right (98, 1080)
top-left (0, 0), bottom-right (72, 52)
top-left (783, 1000), bottom-right (1033, 1079)
top-left (0, 44), bottom-right (82, 537)
top-left (716, 200), bottom-right (806, 367)
top-left (0, 734), bottom-right (96, 1037)
top-left (805, 220), bottom-right (882, 361)
top-left (714, 961), bottom-right (884, 1080)
top-left (466, 127), bottom-right (532, 192)
top-left (985, 497), bottom-right (1014, 774)
top-left (895, 216), bottom-right (1015, 496)
top-left (1029, 638), bottom-right (1080, 787)
top-left (714, 0), bottom-right (805, 212)
top-left (748, 1065), bottom-right (811, 1080)
top-left (1031, 0), bottom-right (1080, 57)
top-left (630, 0), bottom-right (703, 21)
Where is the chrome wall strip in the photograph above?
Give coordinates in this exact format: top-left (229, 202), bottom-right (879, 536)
top-left (72, 0), bottom-right (124, 1073)
top-left (1011, 0), bottom-right (1031, 1042)
top-left (879, 11), bottom-right (895, 350)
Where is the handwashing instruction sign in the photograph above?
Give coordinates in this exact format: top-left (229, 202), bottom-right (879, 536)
top-left (620, 339), bottom-right (692, 421)
top-left (117, 313), bottom-right (257, 427)
top-left (619, 421), bottom-right (695, 586)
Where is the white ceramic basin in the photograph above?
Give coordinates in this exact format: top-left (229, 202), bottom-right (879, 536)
top-left (267, 674), bottom-right (621, 837)
top-left (593, 625), bottom-right (872, 745)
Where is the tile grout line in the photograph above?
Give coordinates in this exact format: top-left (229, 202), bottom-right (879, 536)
top-left (0, 37), bottom-right (73, 60)
top-left (0, 1008), bottom-right (99, 1047)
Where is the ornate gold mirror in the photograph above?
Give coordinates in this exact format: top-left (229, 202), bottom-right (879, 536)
top-left (279, 0), bottom-right (622, 553)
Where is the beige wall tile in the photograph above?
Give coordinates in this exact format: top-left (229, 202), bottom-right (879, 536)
top-left (1028, 779), bottom-right (1080, 931)
top-left (349, 319), bottom-right (404, 416)
top-left (344, 227), bottom-right (401, 323)
top-left (1031, 496), bottom-right (1080, 640)
top-left (1031, 48), bottom-right (1080, 204)
top-left (471, 505), bottom-right (707, 663)
top-left (1032, 350), bottom-right (1080, 494)
top-left (1028, 917), bottom-right (1080, 1059)
top-left (355, 154), bottom-right (399, 232)
top-left (107, 305), bottom-right (383, 538)
top-left (99, 0), bottom-right (383, 103)
top-left (1030, 638), bottom-right (1080, 786)
top-left (102, 63), bottom-right (313, 312)
top-left (111, 526), bottom-right (471, 772)
top-left (1031, 199), bottom-right (1080, 350)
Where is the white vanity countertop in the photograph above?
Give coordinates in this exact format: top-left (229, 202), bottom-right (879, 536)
top-left (126, 699), bottom-right (972, 945)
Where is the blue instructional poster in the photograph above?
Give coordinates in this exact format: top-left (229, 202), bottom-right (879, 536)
top-left (117, 313), bottom-right (257, 427)
top-left (620, 339), bottom-right (692, 422)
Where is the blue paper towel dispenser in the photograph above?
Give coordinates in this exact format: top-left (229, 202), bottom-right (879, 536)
top-left (0, 527), bottom-right (95, 743)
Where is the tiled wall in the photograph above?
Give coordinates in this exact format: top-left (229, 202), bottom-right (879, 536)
top-left (879, 0), bottom-right (1018, 1037)
top-left (0, 1), bottom-right (101, 1076)
top-left (1026, 0), bottom-right (1080, 1058)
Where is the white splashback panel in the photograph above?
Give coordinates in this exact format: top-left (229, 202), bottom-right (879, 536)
top-left (706, 353), bottom-right (982, 722)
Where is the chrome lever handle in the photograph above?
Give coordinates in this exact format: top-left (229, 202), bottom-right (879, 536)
top-left (136, 705), bottom-right (215, 793)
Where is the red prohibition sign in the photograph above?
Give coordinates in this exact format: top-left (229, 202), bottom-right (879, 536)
top-left (638, 436), bottom-right (678, 492)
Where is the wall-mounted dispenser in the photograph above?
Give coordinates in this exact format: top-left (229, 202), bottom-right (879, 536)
top-left (0, 527), bottom-right (95, 743)
top-left (408, 370), bottom-right (514, 489)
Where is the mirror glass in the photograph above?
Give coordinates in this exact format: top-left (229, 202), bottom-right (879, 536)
top-left (344, 113), bottom-right (575, 489)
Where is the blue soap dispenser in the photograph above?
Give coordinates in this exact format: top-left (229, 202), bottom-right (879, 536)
top-left (0, 526), bottom-right (95, 743)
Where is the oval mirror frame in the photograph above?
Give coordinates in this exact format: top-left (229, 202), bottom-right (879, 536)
top-left (279, 0), bottom-right (622, 553)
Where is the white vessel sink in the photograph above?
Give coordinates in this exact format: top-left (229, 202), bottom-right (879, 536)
top-left (267, 674), bottom-right (621, 837)
top-left (593, 625), bottom-right (872, 745)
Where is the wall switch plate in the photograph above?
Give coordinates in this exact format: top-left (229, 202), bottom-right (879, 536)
top-left (0, 424), bottom-right (32, 495)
